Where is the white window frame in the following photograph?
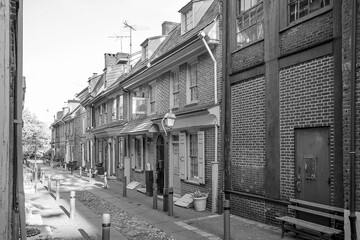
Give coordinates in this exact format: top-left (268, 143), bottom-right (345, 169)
top-left (148, 81), bottom-right (156, 115)
top-left (118, 95), bottom-right (124, 120)
top-left (170, 70), bottom-right (180, 109)
top-left (131, 136), bottom-right (144, 171)
top-left (288, 0), bottom-right (331, 24)
top-left (186, 62), bottom-right (199, 104)
top-left (179, 131), bottom-right (205, 184)
top-left (112, 97), bottom-right (117, 121)
top-left (181, 4), bottom-right (193, 34)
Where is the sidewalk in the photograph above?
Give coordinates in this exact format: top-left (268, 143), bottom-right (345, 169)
top-left (25, 164), bottom-right (296, 240)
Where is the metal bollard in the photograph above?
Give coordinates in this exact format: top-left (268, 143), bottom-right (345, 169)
top-left (42, 170), bottom-right (45, 184)
top-left (89, 169), bottom-right (92, 183)
top-left (70, 191), bottom-right (75, 219)
top-left (104, 172), bottom-right (108, 189)
top-left (168, 187), bottom-right (173, 216)
top-left (224, 199), bottom-right (230, 240)
top-left (153, 182), bottom-right (158, 210)
top-left (48, 174), bottom-right (51, 192)
top-left (56, 180), bottom-right (60, 201)
top-left (79, 166), bottom-right (82, 179)
top-left (102, 213), bottom-right (111, 240)
top-left (122, 176), bottom-right (127, 197)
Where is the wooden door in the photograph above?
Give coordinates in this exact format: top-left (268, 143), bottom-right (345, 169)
top-left (172, 135), bottom-right (181, 195)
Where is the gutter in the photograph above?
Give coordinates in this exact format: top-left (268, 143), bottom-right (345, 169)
top-left (349, 0), bottom-right (357, 239)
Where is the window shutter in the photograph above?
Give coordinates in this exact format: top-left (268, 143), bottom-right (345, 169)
top-left (131, 138), bottom-right (135, 169)
top-left (179, 133), bottom-right (187, 180)
top-left (197, 131), bottom-right (205, 184)
top-left (140, 137), bottom-right (144, 170)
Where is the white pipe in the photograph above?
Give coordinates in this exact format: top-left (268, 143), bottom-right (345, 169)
top-left (199, 31), bottom-right (218, 104)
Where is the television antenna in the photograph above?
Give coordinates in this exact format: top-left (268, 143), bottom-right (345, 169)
top-left (107, 33), bottom-right (130, 52)
top-left (123, 21), bottom-right (149, 55)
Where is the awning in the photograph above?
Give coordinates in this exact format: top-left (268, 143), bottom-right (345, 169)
top-left (120, 118), bottom-right (157, 135)
top-left (169, 113), bottom-right (217, 132)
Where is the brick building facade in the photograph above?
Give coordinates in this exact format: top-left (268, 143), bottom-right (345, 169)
top-left (223, 0), bottom-right (360, 238)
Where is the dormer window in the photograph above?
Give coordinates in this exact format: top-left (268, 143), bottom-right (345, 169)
top-left (180, 2), bottom-right (194, 34)
top-left (142, 44), bottom-right (149, 61)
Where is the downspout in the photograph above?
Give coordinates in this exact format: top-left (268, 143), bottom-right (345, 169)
top-left (198, 31), bottom-right (218, 104)
top-left (349, 0), bottom-right (357, 239)
top-left (199, 31), bottom-right (219, 212)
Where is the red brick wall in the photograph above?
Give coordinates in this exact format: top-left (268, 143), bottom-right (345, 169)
top-left (231, 76), bottom-right (266, 195)
top-left (231, 41), bottom-right (264, 73)
top-left (279, 55), bottom-right (335, 201)
top-left (280, 11), bottom-right (333, 56)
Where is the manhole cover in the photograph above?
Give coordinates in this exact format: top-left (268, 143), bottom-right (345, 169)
top-left (26, 227), bottom-right (41, 237)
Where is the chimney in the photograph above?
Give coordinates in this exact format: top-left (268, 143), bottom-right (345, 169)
top-left (162, 21), bottom-right (178, 35)
top-left (104, 53), bottom-right (116, 70)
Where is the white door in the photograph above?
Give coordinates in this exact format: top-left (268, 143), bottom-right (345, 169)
top-left (172, 135), bottom-right (181, 195)
top-left (124, 157), bottom-right (130, 185)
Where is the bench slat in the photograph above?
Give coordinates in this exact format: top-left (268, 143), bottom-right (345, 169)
top-left (289, 205), bottom-right (344, 221)
top-left (276, 216), bottom-right (342, 235)
top-left (289, 198), bottom-right (344, 213)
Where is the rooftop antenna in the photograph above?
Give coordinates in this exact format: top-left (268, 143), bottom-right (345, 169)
top-left (107, 33), bottom-right (130, 52)
top-left (123, 21), bottom-right (149, 56)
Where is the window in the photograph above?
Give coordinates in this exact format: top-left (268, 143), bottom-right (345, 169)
top-left (178, 131), bottom-right (205, 184)
top-left (99, 105), bottom-right (103, 125)
top-left (112, 98), bottom-right (117, 121)
top-left (118, 95), bottom-right (124, 120)
top-left (187, 62), bottom-right (198, 104)
top-left (288, 0), bottom-right (330, 23)
top-left (236, 0), bottom-right (264, 48)
top-left (131, 137), bottom-right (144, 170)
top-left (149, 83), bottom-right (156, 114)
top-left (103, 103), bottom-right (107, 124)
top-left (181, 3), bottom-right (193, 34)
top-left (170, 71), bottom-right (180, 108)
top-left (132, 89), bottom-right (146, 119)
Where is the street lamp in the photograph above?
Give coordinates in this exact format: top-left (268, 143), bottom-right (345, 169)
top-left (161, 109), bottom-right (176, 212)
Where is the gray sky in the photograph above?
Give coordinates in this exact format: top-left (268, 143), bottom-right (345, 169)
top-left (23, 0), bottom-right (189, 124)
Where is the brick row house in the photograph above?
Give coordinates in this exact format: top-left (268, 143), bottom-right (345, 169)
top-left (222, 0), bottom-right (360, 238)
top-left (50, 100), bottom-right (81, 167)
top-left (52, 0), bottom-right (223, 212)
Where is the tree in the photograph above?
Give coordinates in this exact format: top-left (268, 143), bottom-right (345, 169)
top-left (22, 109), bottom-right (50, 159)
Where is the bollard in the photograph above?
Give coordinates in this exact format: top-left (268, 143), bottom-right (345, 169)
top-left (56, 180), bottom-right (60, 201)
top-left (224, 199), bottom-right (230, 240)
top-left (168, 187), bottom-right (173, 216)
top-left (122, 176), bottom-right (127, 197)
top-left (70, 191), bottom-right (75, 219)
top-left (102, 213), bottom-right (111, 240)
top-left (48, 174), bottom-right (51, 192)
top-left (34, 167), bottom-right (38, 182)
top-left (79, 166), bottom-right (82, 179)
top-left (42, 170), bottom-right (45, 184)
top-left (104, 172), bottom-right (108, 189)
top-left (153, 182), bottom-right (158, 210)
top-left (34, 181), bottom-right (37, 194)
top-left (89, 169), bottom-right (92, 183)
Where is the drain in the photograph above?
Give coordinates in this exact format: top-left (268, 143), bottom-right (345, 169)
top-left (26, 227), bottom-right (41, 237)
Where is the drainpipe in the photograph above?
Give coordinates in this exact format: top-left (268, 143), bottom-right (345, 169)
top-left (349, 0), bottom-right (357, 239)
top-left (199, 31), bottom-right (219, 212)
top-left (198, 31), bottom-right (218, 104)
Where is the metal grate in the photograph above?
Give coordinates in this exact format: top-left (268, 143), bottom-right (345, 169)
top-left (26, 227), bottom-right (41, 237)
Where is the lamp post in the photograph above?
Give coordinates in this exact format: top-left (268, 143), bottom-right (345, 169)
top-left (161, 110), bottom-right (176, 212)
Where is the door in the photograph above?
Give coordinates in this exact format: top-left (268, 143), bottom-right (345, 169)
top-left (172, 135), bottom-right (181, 195)
top-left (156, 135), bottom-right (164, 195)
top-left (295, 127), bottom-right (330, 223)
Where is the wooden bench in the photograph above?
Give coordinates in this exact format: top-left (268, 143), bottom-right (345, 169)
top-left (276, 198), bottom-right (343, 240)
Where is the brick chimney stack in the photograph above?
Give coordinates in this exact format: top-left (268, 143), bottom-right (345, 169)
top-left (162, 21), bottom-right (178, 35)
top-left (104, 53), bottom-right (116, 70)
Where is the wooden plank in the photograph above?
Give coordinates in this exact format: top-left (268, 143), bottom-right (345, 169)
top-left (289, 198), bottom-right (344, 213)
top-left (288, 205), bottom-right (344, 221)
top-left (276, 216), bottom-right (342, 235)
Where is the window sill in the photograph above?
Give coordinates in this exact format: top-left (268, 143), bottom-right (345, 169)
top-left (134, 169), bottom-right (144, 173)
top-left (185, 102), bottom-right (198, 108)
top-left (183, 179), bottom-right (201, 186)
top-left (232, 38), bottom-right (264, 54)
top-left (280, 6), bottom-right (332, 33)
